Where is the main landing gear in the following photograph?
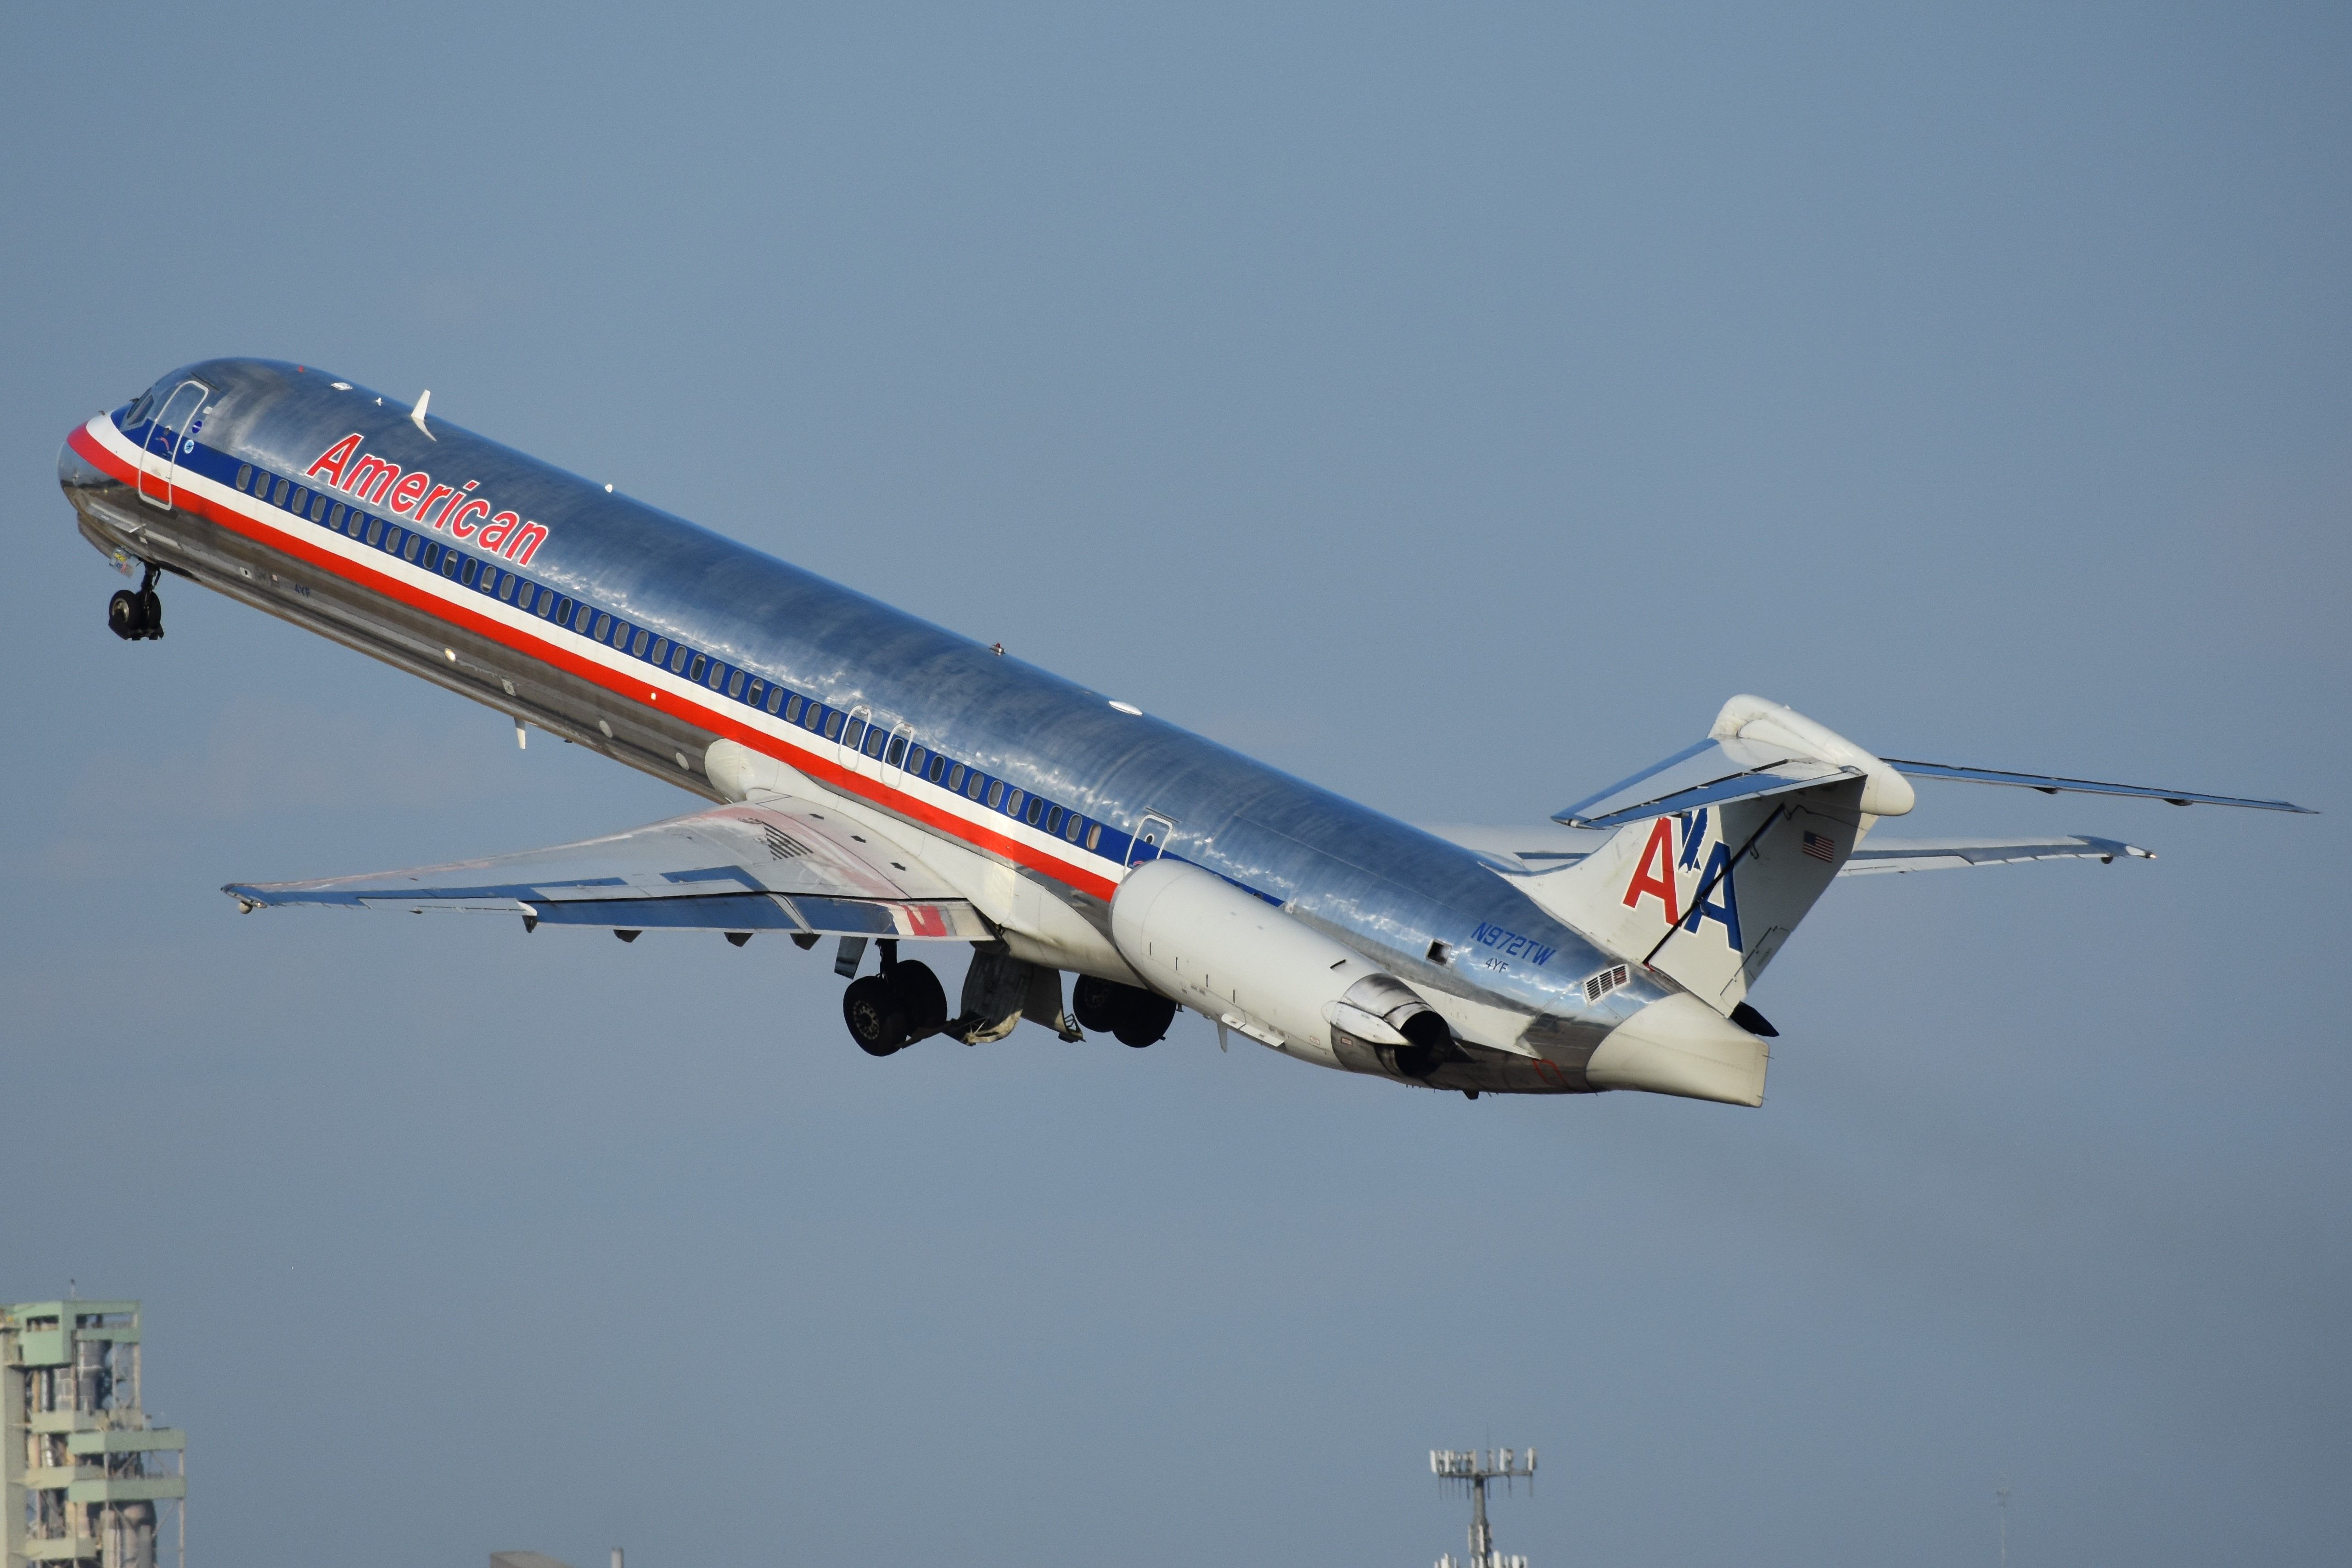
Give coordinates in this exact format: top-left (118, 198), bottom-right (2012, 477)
top-left (1071, 975), bottom-right (1178, 1048)
top-left (107, 564), bottom-right (164, 642)
top-left (842, 940), bottom-right (949, 1057)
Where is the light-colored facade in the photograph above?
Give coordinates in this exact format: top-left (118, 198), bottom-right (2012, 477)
top-left (3, 1303), bottom-right (183, 1568)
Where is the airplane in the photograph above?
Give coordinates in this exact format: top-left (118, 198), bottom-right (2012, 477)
top-left (58, 359), bottom-right (2313, 1107)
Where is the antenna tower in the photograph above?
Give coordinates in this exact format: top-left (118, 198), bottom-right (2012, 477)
top-left (1429, 1446), bottom-right (1537, 1568)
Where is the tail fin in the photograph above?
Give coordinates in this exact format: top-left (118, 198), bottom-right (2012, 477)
top-left (1515, 698), bottom-right (1899, 1012)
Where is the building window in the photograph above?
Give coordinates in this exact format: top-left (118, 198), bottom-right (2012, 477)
top-left (235, 464), bottom-right (253, 491)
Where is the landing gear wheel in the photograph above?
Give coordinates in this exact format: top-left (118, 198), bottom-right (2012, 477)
top-left (136, 588), bottom-right (163, 639)
top-left (1072, 975), bottom-right (1121, 1033)
top-left (108, 590), bottom-right (141, 641)
top-left (843, 975), bottom-right (908, 1056)
top-left (1112, 991), bottom-right (1178, 1049)
top-left (886, 959), bottom-right (949, 1045)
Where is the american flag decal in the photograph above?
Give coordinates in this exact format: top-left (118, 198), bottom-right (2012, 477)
top-left (1802, 830), bottom-right (1837, 864)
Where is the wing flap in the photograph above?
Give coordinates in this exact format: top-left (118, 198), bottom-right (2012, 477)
top-left (225, 800), bottom-right (995, 939)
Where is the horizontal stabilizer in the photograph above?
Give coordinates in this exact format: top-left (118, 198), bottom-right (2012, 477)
top-left (1838, 834), bottom-right (2154, 876)
top-left (224, 800), bottom-right (994, 939)
top-left (1881, 759), bottom-right (2311, 813)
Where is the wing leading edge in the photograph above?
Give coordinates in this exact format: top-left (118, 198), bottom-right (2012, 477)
top-left (224, 800), bottom-right (994, 939)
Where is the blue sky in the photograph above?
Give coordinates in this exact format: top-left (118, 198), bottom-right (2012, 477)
top-left (2, 5), bottom-right (2346, 1565)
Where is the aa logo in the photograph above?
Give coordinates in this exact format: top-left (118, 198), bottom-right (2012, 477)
top-left (1620, 808), bottom-right (1742, 949)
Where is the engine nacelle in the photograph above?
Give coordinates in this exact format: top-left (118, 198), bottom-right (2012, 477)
top-left (1109, 858), bottom-right (1454, 1078)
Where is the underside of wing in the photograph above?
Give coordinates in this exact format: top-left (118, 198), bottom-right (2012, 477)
top-left (1838, 834), bottom-right (2155, 876)
top-left (223, 799), bottom-right (995, 939)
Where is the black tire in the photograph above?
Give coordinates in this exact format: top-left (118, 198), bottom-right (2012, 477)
top-left (1112, 990), bottom-right (1177, 1048)
top-left (108, 590), bottom-right (140, 640)
top-left (887, 960), bottom-right (949, 1044)
top-left (1071, 974), bottom-right (1122, 1032)
top-left (842, 974), bottom-right (908, 1056)
top-left (136, 589), bottom-right (162, 638)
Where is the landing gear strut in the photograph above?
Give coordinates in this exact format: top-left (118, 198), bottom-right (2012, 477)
top-left (842, 939), bottom-right (949, 1057)
top-left (108, 564), bottom-right (163, 642)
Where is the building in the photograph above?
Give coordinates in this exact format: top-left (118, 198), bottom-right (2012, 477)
top-left (3, 1302), bottom-right (184, 1568)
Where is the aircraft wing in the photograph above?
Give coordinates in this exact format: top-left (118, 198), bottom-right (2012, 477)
top-left (223, 800), bottom-right (995, 939)
top-left (1837, 834), bottom-right (2154, 876)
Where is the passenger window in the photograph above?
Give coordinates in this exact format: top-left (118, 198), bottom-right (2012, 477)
top-left (346, 510), bottom-right (366, 538)
top-left (273, 478), bottom-right (292, 506)
top-left (438, 547), bottom-right (456, 576)
top-left (552, 596), bottom-right (571, 622)
top-left (726, 669), bottom-right (746, 697)
top-left (669, 645), bottom-right (690, 674)
top-left (864, 726), bottom-right (887, 759)
top-left (367, 518), bottom-right (386, 546)
top-left (649, 637), bottom-right (669, 664)
top-left (842, 717), bottom-right (866, 751)
top-left (575, 603), bottom-right (595, 632)
top-left (804, 704), bottom-right (825, 733)
top-left (927, 754), bottom-right (946, 783)
top-left (1086, 823), bottom-right (1103, 851)
top-left (329, 503), bottom-right (345, 529)
top-left (704, 660), bottom-right (724, 690)
top-left (403, 534), bottom-right (422, 562)
top-left (631, 628), bottom-right (650, 656)
top-left (420, 542), bottom-right (438, 570)
top-left (742, 677), bottom-right (760, 706)
top-left (1002, 787), bottom-right (1023, 815)
top-left (1048, 806), bottom-right (1064, 834)
top-left (310, 494), bottom-right (329, 522)
top-left (236, 464), bottom-right (253, 491)
top-left (291, 487), bottom-right (309, 514)
top-left (946, 763), bottom-right (965, 791)
top-left (1025, 796), bottom-right (1044, 826)
top-left (966, 770), bottom-right (985, 800)
top-left (889, 737), bottom-right (910, 768)
top-left (784, 694), bottom-right (803, 722)
top-left (500, 572), bottom-right (519, 601)
top-left (824, 710), bottom-right (844, 740)
top-left (591, 613), bottom-right (610, 641)
top-left (765, 686), bottom-right (785, 715)
top-left (461, 557), bottom-right (479, 587)
top-left (987, 781), bottom-right (1005, 809)
top-left (1061, 811), bottom-right (1083, 843)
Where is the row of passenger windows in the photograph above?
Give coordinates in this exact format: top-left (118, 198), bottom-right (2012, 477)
top-left (232, 458), bottom-right (1115, 858)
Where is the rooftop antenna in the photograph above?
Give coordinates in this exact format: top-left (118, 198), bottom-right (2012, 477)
top-left (1430, 1446), bottom-right (1536, 1568)
top-left (1997, 1479), bottom-right (2010, 1568)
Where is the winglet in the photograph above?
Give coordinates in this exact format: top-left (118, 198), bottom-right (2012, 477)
top-left (411, 390), bottom-right (436, 440)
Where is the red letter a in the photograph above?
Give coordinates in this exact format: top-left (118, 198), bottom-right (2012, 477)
top-left (306, 433), bottom-right (363, 485)
top-left (1621, 817), bottom-right (1682, 926)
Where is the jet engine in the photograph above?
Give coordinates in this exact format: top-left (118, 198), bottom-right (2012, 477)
top-left (1109, 858), bottom-right (1457, 1079)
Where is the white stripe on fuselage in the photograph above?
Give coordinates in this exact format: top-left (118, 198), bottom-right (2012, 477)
top-left (85, 414), bottom-right (1119, 895)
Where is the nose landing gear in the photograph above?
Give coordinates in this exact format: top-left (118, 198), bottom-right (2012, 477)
top-left (842, 939), bottom-right (949, 1057)
top-left (107, 565), bottom-right (164, 642)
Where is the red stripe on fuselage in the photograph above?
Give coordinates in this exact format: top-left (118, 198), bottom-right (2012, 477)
top-left (69, 419), bottom-right (1121, 902)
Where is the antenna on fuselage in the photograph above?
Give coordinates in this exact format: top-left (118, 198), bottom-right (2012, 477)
top-left (410, 389), bottom-right (436, 440)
